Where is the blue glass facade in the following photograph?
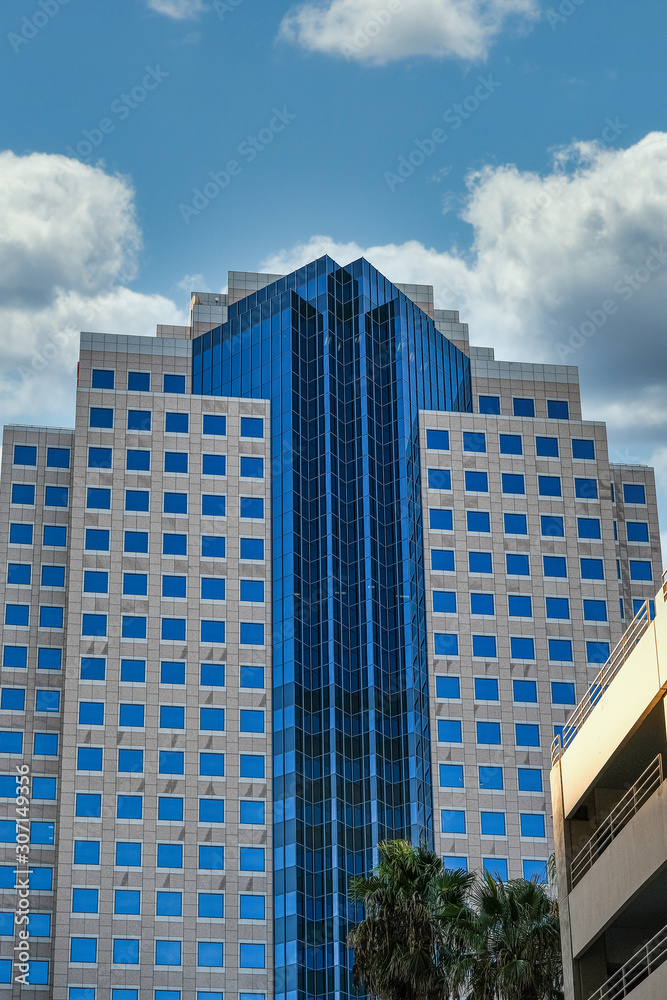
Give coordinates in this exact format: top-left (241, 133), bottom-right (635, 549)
top-left (192, 256), bottom-right (471, 1000)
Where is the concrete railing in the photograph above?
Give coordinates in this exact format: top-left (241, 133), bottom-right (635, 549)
top-left (571, 754), bottom-right (663, 888)
top-left (588, 920), bottom-right (667, 1000)
top-left (551, 600), bottom-right (653, 765)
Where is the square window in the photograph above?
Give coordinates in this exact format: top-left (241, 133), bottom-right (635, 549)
top-left (240, 538), bottom-right (264, 559)
top-left (431, 549), bottom-right (455, 572)
top-left (516, 723), bottom-right (540, 747)
top-left (443, 857), bottom-right (468, 873)
top-left (125, 489), bottom-right (149, 512)
top-left (77, 748), bottom-right (103, 771)
top-left (0, 688), bottom-right (24, 711)
top-left (39, 606), bottom-right (63, 628)
top-left (481, 811), bottom-right (506, 836)
top-left (0, 731), bottom-right (23, 753)
top-left (583, 599), bottom-right (607, 622)
top-left (88, 447), bottom-right (112, 469)
top-left (551, 681), bottom-right (576, 705)
top-left (240, 622), bottom-right (264, 645)
top-left (3, 645), bottom-right (28, 668)
top-left (163, 533), bottom-right (187, 555)
top-left (127, 371), bottom-right (150, 391)
top-left (116, 842), bottom-right (142, 866)
top-left (71, 937), bottom-right (98, 962)
top-left (240, 944), bottom-right (265, 969)
top-left (513, 397), bottom-right (534, 417)
top-left (165, 412), bottom-right (188, 434)
top-left (35, 689), bottom-right (60, 712)
top-left (203, 414), bottom-right (227, 435)
top-left (501, 473), bottom-right (525, 495)
top-left (572, 438), bottom-right (595, 460)
top-left (27, 914), bottom-right (51, 938)
top-left (85, 528), bottom-right (109, 551)
top-left (201, 620), bottom-right (226, 643)
top-left (240, 801), bottom-right (265, 824)
top-left (433, 591), bottom-right (456, 613)
top-left (479, 396), bottom-right (500, 414)
top-left (202, 454), bottom-right (226, 476)
top-left (483, 858), bottom-right (508, 880)
top-left (464, 471), bottom-right (488, 492)
top-left (548, 639), bottom-right (573, 662)
top-left (198, 942), bottom-right (224, 967)
top-left (124, 531), bottom-right (149, 553)
top-left (470, 592), bottom-right (494, 615)
top-left (43, 525), bottom-right (66, 546)
top-left (160, 707), bottom-right (185, 730)
top-left (508, 595), bottom-right (532, 618)
top-left (434, 633), bottom-right (458, 656)
top-left (240, 456), bottom-right (264, 478)
top-left (9, 523), bottom-right (34, 545)
top-left (127, 410), bottom-right (151, 431)
top-left (477, 721), bottom-right (501, 745)
top-left (199, 798), bottom-right (225, 823)
top-left (426, 429), bottom-right (449, 450)
top-left (469, 551), bottom-right (492, 574)
top-left (47, 447), bottom-right (70, 468)
top-left (538, 476), bottom-right (561, 497)
top-left (504, 513), bottom-right (527, 535)
top-left (499, 433), bottom-right (522, 455)
top-left (439, 763), bottom-right (464, 788)
top-left (536, 436), bottom-right (559, 458)
top-left (239, 895), bottom-right (264, 919)
top-left (75, 839), bottom-right (101, 864)
top-left (126, 449), bottom-right (150, 471)
top-left (118, 749), bottom-right (144, 773)
top-left (474, 677), bottom-right (498, 701)
top-left (441, 809), bottom-right (465, 834)
top-left (162, 575), bottom-right (187, 598)
top-left (160, 661), bottom-right (185, 684)
top-left (37, 648), bottom-right (62, 670)
top-left (92, 369), bottom-right (114, 389)
top-left (72, 888), bottom-right (99, 913)
top-left (119, 704), bottom-right (145, 727)
top-left (435, 676), bottom-right (460, 698)
top-left (156, 891), bottom-right (182, 916)
top-left (513, 679), bottom-right (537, 703)
top-left (581, 558), bottom-right (604, 580)
top-left (479, 766), bottom-right (503, 790)
top-left (541, 515), bottom-right (564, 537)
top-left (116, 795), bottom-right (142, 819)
top-left (200, 708), bottom-right (225, 732)
top-left (157, 844), bottom-right (182, 868)
top-left (630, 560), bottom-right (652, 581)
top-left (87, 487), bottom-right (110, 510)
top-left (201, 663), bottom-right (226, 686)
top-left (199, 845), bottom-right (224, 869)
top-left (240, 709), bottom-right (264, 733)
top-left (241, 417), bottom-right (264, 437)
top-left (200, 752), bottom-right (225, 776)
top-left (510, 636), bottom-right (535, 659)
top-left (202, 494), bottom-right (227, 517)
top-left (162, 618), bottom-right (186, 641)
top-left (427, 467), bottom-right (451, 490)
top-left (115, 890), bottom-right (141, 915)
top-left (163, 374), bottom-right (186, 394)
top-left (11, 484), bottom-right (35, 505)
top-left (78, 701), bottom-right (104, 725)
top-left (627, 521), bottom-right (649, 542)
top-left (239, 754), bottom-right (264, 778)
top-left (547, 399), bottom-right (569, 419)
top-left (520, 814), bottom-right (546, 838)
top-left (518, 768), bottom-right (542, 792)
top-left (120, 659), bottom-right (145, 682)
top-left (437, 720), bottom-right (462, 743)
top-left (121, 616), bottom-right (146, 639)
top-left (44, 485), bottom-right (69, 507)
top-left (463, 432), bottom-right (486, 453)
top-left (8, 563), bottom-right (31, 585)
top-left (472, 635), bottom-right (496, 658)
top-left (34, 733), bottom-right (57, 755)
top-left (429, 508), bottom-right (453, 530)
top-left (575, 478), bottom-right (598, 500)
top-left (240, 579), bottom-right (264, 602)
top-left (122, 573), bottom-right (147, 596)
top-left (240, 665), bottom-right (263, 688)
top-left (543, 556), bottom-right (567, 578)
top-left (466, 511), bottom-right (490, 533)
top-left (113, 939), bottom-right (139, 964)
top-left (13, 445), bottom-right (37, 466)
top-left (164, 491), bottom-right (188, 514)
top-left (623, 483), bottom-right (646, 504)
top-left (90, 407), bottom-right (113, 429)
top-left (546, 597), bottom-right (570, 620)
top-left (32, 777), bottom-right (56, 799)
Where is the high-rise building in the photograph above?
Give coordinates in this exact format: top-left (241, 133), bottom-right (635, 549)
top-left (0, 256), bottom-right (662, 1000)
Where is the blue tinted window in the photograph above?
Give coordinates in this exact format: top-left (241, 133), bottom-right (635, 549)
top-left (506, 553), bottom-right (530, 575)
top-left (547, 400), bottom-right (569, 419)
top-left (165, 412), bottom-right (188, 434)
top-left (83, 571), bottom-right (108, 594)
top-left (43, 525), bottom-right (66, 546)
top-left (162, 618), bottom-right (186, 641)
top-left (481, 811), bottom-right (505, 836)
top-left (583, 599), bottom-right (607, 622)
top-left (545, 597), bottom-right (569, 619)
top-left (77, 748), bottom-right (103, 771)
top-left (426, 429), bottom-right (449, 450)
top-left (164, 452), bottom-right (188, 474)
top-left (499, 434), bottom-right (522, 455)
top-left (538, 476), bottom-right (561, 497)
top-left (581, 558), bottom-right (604, 580)
top-left (587, 641), bottom-right (609, 663)
top-left (7, 563), bottom-right (31, 585)
top-left (88, 447), bottom-right (112, 469)
top-left (463, 432), bottom-right (486, 453)
top-left (435, 676), bottom-right (460, 698)
top-left (156, 890), bottom-right (181, 915)
top-left (437, 720), bottom-right (462, 743)
top-left (0, 732), bottom-right (22, 753)
top-left (479, 766), bottom-right (503, 790)
top-left (34, 733), bottom-right (57, 755)
top-left (127, 371), bottom-right (150, 391)
top-left (202, 454), bottom-right (226, 476)
top-left (92, 369), bottom-right (114, 389)
top-left (11, 484), bottom-right (35, 505)
top-left (199, 799), bottom-right (225, 823)
top-left (202, 621), bottom-right (226, 643)
top-left (510, 637), bottom-right (535, 659)
top-left (516, 723), bottom-right (540, 746)
top-left (160, 708), bottom-right (185, 731)
top-left (240, 801), bottom-right (265, 824)
top-left (627, 521), bottom-right (649, 542)
top-left (474, 678), bottom-right (498, 701)
top-left (85, 529), bottom-right (109, 551)
top-left (164, 374), bottom-right (186, 394)
top-left (160, 662), bottom-right (185, 684)
top-left (623, 483), bottom-right (646, 504)
top-left (469, 551), bottom-right (492, 574)
top-left (575, 478), bottom-right (598, 499)
top-left (45, 485), bottom-right (68, 507)
top-left (543, 556), bottom-right (567, 578)
top-left (76, 793), bottom-right (101, 817)
top-left (87, 487), bottom-right (110, 510)
top-left (162, 575), bottom-right (186, 598)
top-left (513, 397), bottom-right (534, 417)
top-left (118, 749), bottom-right (144, 773)
top-left (443, 857), bottom-right (468, 873)
top-left (115, 890), bottom-right (141, 914)
top-left (536, 436), bottom-right (559, 458)
top-left (125, 489), bottom-right (149, 512)
top-left (240, 710), bottom-right (264, 733)
top-left (466, 511), bottom-right (490, 532)
top-left (465, 471), bottom-right (488, 492)
top-left (240, 456), bottom-right (264, 478)
top-left (41, 566), bottom-right (64, 587)
top-left (82, 613), bottom-right (107, 636)
top-left (90, 407), bottom-right (113, 428)
top-left (1, 689), bottom-right (25, 711)
top-left (240, 580), bottom-right (263, 602)
top-left (200, 708), bottom-right (225, 732)
top-left (520, 814), bottom-right (546, 838)
top-left (441, 810), bottom-right (466, 834)
top-left (240, 538), bottom-right (263, 559)
top-left (116, 843), bottom-right (142, 866)
top-left (508, 595), bottom-right (532, 617)
top-left (202, 536), bottom-right (225, 558)
top-left (240, 665), bottom-right (263, 688)
top-left (240, 417), bottom-right (264, 438)
top-left (126, 449), bottom-right (150, 471)
top-left (470, 593), bottom-right (494, 615)
top-left (541, 515), bottom-right (564, 537)
top-left (124, 532), bottom-right (148, 553)
top-left (14, 445), bottom-right (37, 466)
top-left (5, 604), bottom-right (29, 626)
top-left (116, 795), bottom-right (142, 820)
top-left (157, 843), bottom-right (183, 868)
top-left (113, 938), bottom-right (139, 963)
top-left (551, 682), bottom-right (576, 705)
top-left (202, 494), bottom-right (226, 517)
top-left (127, 410), bottom-right (151, 431)
top-left (72, 888), bottom-right (99, 912)
top-left (548, 639), bottom-right (573, 662)
top-left (9, 524), bottom-right (33, 545)
top-left (504, 513), bottom-right (527, 535)
top-left (74, 841), bottom-right (100, 865)
top-left (78, 702), bottom-right (104, 725)
top-left (239, 755), bottom-right (264, 778)
top-left (477, 722), bottom-right (501, 745)
top-left (122, 573), bottom-right (147, 596)
top-left (478, 395), bottom-right (500, 414)
top-left (433, 591), bottom-right (456, 613)
top-left (46, 447), bottom-right (70, 469)
top-left (239, 894), bottom-right (264, 919)
top-left (79, 657), bottom-right (104, 681)
top-left (200, 753), bottom-right (225, 776)
top-left (158, 797), bottom-right (183, 821)
top-left (572, 439), bottom-right (595, 459)
top-left (120, 659), bottom-right (145, 682)
top-left (163, 533), bottom-right (186, 555)
top-left (431, 550), bottom-right (455, 572)
top-left (434, 633), bottom-right (458, 656)
top-left (429, 508), bottom-right (453, 530)
top-left (630, 560), bottom-right (652, 581)
top-left (71, 938), bottom-right (97, 963)
top-left (203, 415), bottom-right (226, 436)
top-left (119, 704), bottom-right (144, 727)
top-left (427, 468), bottom-right (452, 491)
top-left (501, 473), bottom-right (524, 494)
top-left (3, 646), bottom-right (27, 668)
top-left (37, 648), bottom-right (61, 670)
top-left (513, 680), bottom-right (537, 703)
top-left (518, 768), bottom-right (542, 792)
top-left (439, 764), bottom-right (464, 788)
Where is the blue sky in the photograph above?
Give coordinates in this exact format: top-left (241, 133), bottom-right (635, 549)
top-left (2, 0), bottom-right (667, 548)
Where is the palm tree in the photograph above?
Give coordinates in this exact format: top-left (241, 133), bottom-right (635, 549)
top-left (443, 872), bottom-right (564, 1000)
top-left (347, 839), bottom-right (473, 1000)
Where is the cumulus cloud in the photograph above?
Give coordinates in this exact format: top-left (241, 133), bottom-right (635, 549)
top-left (278, 0), bottom-right (539, 65)
top-left (262, 132), bottom-right (667, 553)
top-left (146, 0), bottom-right (206, 18)
top-left (0, 152), bottom-right (184, 432)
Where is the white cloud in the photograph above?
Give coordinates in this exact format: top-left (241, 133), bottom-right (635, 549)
top-left (262, 132), bottom-right (667, 561)
top-left (0, 151), bottom-right (184, 432)
top-left (278, 0), bottom-right (539, 65)
top-left (146, 0), bottom-right (206, 19)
